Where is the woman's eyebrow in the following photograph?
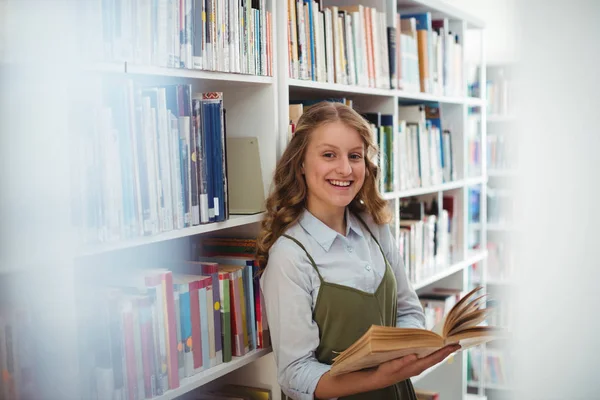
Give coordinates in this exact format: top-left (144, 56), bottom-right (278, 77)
top-left (316, 143), bottom-right (363, 151)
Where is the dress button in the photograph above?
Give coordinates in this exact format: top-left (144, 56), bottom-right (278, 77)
top-left (347, 246), bottom-right (353, 253)
top-left (365, 264), bottom-right (371, 271)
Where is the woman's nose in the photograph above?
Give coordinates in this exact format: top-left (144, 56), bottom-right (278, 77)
top-left (336, 157), bottom-right (352, 175)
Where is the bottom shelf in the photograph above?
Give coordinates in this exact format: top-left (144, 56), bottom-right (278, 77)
top-left (465, 394), bottom-right (487, 400)
top-left (154, 348), bottom-right (272, 400)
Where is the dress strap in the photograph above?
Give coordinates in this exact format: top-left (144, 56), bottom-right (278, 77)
top-left (354, 213), bottom-right (387, 256)
top-left (282, 234), bottom-right (324, 283)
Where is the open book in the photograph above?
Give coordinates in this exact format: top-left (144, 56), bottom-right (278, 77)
top-left (330, 286), bottom-right (506, 376)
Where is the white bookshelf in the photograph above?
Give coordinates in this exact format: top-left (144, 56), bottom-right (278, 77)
top-left (466, 60), bottom-right (516, 400)
top-left (78, 213), bottom-right (266, 257)
top-left (152, 348), bottom-right (272, 400)
top-left (1, 0), bottom-right (489, 399)
top-left (413, 250), bottom-right (487, 291)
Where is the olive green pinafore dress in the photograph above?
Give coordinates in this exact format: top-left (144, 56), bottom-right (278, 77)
top-left (281, 215), bottom-right (418, 400)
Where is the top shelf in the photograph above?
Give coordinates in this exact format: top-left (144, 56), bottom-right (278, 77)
top-left (396, 0), bottom-right (486, 29)
top-left (82, 61), bottom-right (275, 85)
top-left (289, 79), bottom-right (483, 105)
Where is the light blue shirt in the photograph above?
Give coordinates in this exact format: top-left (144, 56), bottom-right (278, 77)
top-left (260, 208), bottom-right (426, 400)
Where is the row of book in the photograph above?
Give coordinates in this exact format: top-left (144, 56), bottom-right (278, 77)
top-left (419, 287), bottom-right (463, 330)
top-left (0, 308), bottom-right (35, 400)
top-left (467, 121), bottom-right (518, 174)
top-left (79, 0), bottom-right (273, 76)
top-left (468, 348), bottom-right (511, 387)
top-left (487, 187), bottom-right (515, 225)
top-left (471, 240), bottom-right (515, 286)
top-left (71, 81), bottom-right (228, 245)
top-left (286, 2), bottom-right (464, 96)
top-left (288, 98), bottom-right (396, 194)
top-left (486, 74), bottom-right (514, 117)
top-left (487, 134), bottom-right (518, 171)
top-left (395, 198), bottom-right (456, 285)
top-left (287, 100), bottom-right (457, 195)
top-left (397, 104), bottom-right (456, 191)
top-left (487, 240), bottom-right (515, 283)
top-left (82, 237), bottom-right (269, 400)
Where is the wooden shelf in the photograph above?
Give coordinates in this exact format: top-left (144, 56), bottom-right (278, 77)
top-left (77, 213), bottom-right (265, 257)
top-left (153, 348), bottom-right (272, 400)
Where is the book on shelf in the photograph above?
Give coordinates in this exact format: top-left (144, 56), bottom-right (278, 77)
top-left (0, 307), bottom-right (37, 400)
top-left (79, 0), bottom-right (273, 76)
top-left (468, 347), bottom-right (511, 388)
top-left (398, 197), bottom-right (451, 285)
top-left (79, 246), bottom-right (271, 400)
top-left (71, 80), bottom-right (230, 246)
top-left (415, 389), bottom-right (439, 400)
top-left (419, 288), bottom-right (463, 330)
top-left (398, 104), bottom-right (455, 191)
top-left (286, 100), bottom-right (456, 196)
top-left (328, 286), bottom-right (505, 376)
top-left (286, 2), bottom-right (463, 95)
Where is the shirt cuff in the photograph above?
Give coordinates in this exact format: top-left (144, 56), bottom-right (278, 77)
top-left (397, 315), bottom-right (425, 329)
top-left (282, 362), bottom-right (332, 400)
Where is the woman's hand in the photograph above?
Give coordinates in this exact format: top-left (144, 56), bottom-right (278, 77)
top-left (372, 344), bottom-right (461, 389)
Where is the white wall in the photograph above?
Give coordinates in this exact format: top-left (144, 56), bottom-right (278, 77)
top-left (449, 0), bottom-right (517, 65)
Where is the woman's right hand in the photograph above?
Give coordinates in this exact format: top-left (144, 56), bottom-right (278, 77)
top-left (372, 344), bottom-right (461, 389)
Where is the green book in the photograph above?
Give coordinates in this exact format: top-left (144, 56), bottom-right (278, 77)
top-left (219, 272), bottom-right (232, 362)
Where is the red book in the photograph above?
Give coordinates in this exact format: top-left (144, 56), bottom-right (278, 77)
top-left (189, 279), bottom-right (203, 370)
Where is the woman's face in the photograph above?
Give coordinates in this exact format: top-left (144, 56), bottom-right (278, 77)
top-left (302, 121), bottom-right (366, 215)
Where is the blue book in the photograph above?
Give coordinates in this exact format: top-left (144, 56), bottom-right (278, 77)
top-left (304, 0), bottom-right (316, 80)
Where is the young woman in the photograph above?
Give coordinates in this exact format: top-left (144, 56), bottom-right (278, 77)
top-left (256, 102), bottom-right (459, 400)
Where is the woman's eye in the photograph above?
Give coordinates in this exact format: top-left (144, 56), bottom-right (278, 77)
top-left (323, 152), bottom-right (335, 158)
top-left (350, 153), bottom-right (362, 160)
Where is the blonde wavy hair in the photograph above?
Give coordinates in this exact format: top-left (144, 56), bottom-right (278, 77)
top-left (256, 101), bottom-right (391, 271)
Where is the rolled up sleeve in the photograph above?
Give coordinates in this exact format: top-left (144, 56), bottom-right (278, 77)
top-left (260, 238), bottom-right (331, 400)
top-left (379, 224), bottom-right (426, 329)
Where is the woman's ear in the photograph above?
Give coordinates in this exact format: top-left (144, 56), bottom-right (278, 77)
top-left (301, 162), bottom-right (305, 174)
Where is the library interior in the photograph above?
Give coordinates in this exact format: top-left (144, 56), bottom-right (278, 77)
top-left (1, 1), bottom-right (599, 400)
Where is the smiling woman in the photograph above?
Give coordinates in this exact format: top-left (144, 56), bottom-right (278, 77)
top-left (302, 120), bottom-right (367, 234)
top-left (255, 101), bottom-right (459, 400)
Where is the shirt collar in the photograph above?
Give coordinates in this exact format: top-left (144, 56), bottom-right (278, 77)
top-left (298, 208), bottom-right (364, 252)
top-left (346, 209), bottom-right (365, 238)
